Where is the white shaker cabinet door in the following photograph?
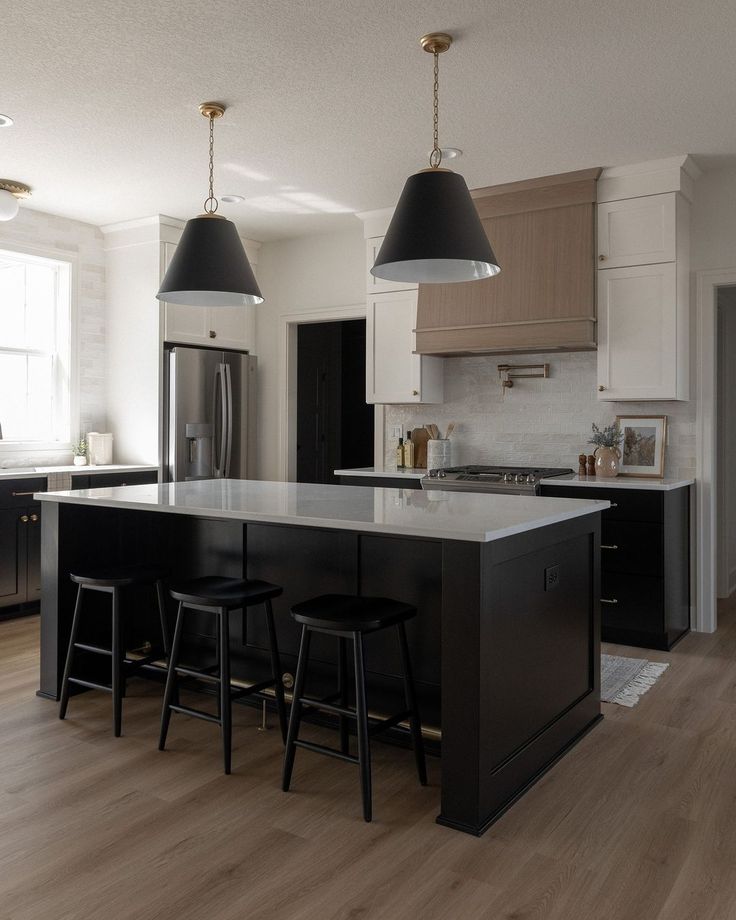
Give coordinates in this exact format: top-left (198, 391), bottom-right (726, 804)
top-left (365, 237), bottom-right (421, 295)
top-left (597, 263), bottom-right (681, 400)
top-left (597, 193), bottom-right (676, 269)
top-left (366, 291), bottom-right (443, 404)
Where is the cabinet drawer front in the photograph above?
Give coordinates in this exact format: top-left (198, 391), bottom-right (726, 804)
top-left (541, 485), bottom-right (663, 522)
top-left (601, 521), bottom-right (662, 576)
top-left (0, 478), bottom-right (46, 508)
top-left (600, 572), bottom-right (664, 636)
top-left (88, 471), bottom-right (158, 488)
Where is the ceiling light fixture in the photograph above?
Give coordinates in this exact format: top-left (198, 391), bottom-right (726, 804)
top-left (0, 180), bottom-right (31, 221)
top-left (372, 33), bottom-right (500, 285)
top-left (157, 102), bottom-right (263, 307)
top-left (0, 114), bottom-right (14, 128)
top-left (220, 194), bottom-right (245, 204)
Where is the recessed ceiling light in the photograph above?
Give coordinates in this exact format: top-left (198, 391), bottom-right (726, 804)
top-left (426, 147), bottom-right (463, 160)
top-left (221, 194), bottom-right (245, 204)
top-left (0, 114), bottom-right (14, 128)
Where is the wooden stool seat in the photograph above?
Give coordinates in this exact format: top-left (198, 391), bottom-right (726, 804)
top-left (70, 564), bottom-right (168, 589)
top-left (282, 594), bottom-right (427, 822)
top-left (169, 576), bottom-right (282, 608)
top-left (159, 576), bottom-right (287, 774)
top-left (291, 594), bottom-right (415, 633)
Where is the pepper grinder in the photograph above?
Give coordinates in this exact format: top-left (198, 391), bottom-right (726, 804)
top-left (587, 454), bottom-right (596, 477)
top-left (578, 454), bottom-right (587, 477)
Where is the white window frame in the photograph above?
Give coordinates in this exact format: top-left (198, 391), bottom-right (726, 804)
top-left (0, 240), bottom-right (79, 454)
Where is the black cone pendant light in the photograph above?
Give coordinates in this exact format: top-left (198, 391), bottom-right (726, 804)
top-left (372, 34), bottom-right (500, 285)
top-left (157, 103), bottom-right (263, 307)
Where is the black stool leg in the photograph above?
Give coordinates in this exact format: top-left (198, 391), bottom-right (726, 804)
top-left (264, 599), bottom-right (288, 743)
top-left (353, 631), bottom-right (372, 822)
top-left (397, 621), bottom-right (427, 786)
top-left (159, 601), bottom-right (185, 751)
top-left (337, 636), bottom-right (349, 755)
top-left (59, 583), bottom-right (85, 720)
top-left (219, 608), bottom-right (232, 775)
top-left (282, 625), bottom-right (311, 791)
top-left (111, 587), bottom-right (123, 737)
top-left (155, 579), bottom-right (170, 655)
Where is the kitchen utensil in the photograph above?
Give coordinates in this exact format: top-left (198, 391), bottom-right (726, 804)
top-left (412, 428), bottom-right (429, 469)
top-left (444, 422), bottom-right (455, 439)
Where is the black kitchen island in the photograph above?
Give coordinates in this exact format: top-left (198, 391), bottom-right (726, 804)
top-left (36, 479), bottom-right (606, 835)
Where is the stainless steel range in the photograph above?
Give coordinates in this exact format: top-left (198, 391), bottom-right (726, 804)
top-left (421, 465), bottom-right (573, 495)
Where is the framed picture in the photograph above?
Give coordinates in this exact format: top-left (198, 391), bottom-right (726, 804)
top-left (615, 415), bottom-right (667, 478)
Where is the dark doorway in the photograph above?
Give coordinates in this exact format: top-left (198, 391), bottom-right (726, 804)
top-left (296, 319), bottom-right (374, 484)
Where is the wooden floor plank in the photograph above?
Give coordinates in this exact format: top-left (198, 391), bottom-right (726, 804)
top-left (2, 606), bottom-right (736, 919)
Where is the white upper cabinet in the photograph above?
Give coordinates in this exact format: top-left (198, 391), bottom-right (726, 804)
top-left (597, 193), bottom-right (676, 269)
top-left (162, 240), bottom-right (257, 352)
top-left (366, 291), bottom-right (443, 405)
top-left (365, 237), bottom-right (417, 295)
top-left (595, 158), bottom-right (697, 402)
top-left (597, 263), bottom-right (685, 400)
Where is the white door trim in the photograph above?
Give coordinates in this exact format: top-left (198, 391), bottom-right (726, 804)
top-left (277, 305), bottom-right (384, 482)
top-left (695, 267), bottom-right (736, 631)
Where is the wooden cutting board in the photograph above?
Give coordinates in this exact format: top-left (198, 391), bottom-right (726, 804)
top-left (411, 428), bottom-right (429, 469)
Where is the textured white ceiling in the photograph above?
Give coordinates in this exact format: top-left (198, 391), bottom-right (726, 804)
top-left (3, 0), bottom-right (736, 241)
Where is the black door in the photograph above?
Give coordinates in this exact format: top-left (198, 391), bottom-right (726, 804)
top-left (296, 319), bottom-right (374, 484)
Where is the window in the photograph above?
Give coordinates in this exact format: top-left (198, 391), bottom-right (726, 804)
top-left (0, 248), bottom-right (73, 444)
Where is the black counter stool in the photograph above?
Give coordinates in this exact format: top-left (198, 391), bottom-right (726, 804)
top-left (282, 594), bottom-right (427, 822)
top-left (159, 576), bottom-right (287, 775)
top-left (59, 564), bottom-right (169, 737)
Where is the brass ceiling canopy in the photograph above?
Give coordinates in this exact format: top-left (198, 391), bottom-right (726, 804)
top-left (419, 32), bottom-right (452, 54)
top-left (0, 180), bottom-right (31, 198)
top-left (198, 102), bottom-right (226, 120)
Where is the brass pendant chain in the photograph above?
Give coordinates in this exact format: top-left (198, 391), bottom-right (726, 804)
top-left (429, 50), bottom-right (442, 169)
top-left (204, 113), bottom-right (218, 214)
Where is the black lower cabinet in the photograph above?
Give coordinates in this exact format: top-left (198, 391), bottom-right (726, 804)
top-left (0, 478), bottom-right (46, 618)
top-left (338, 475), bottom-right (422, 490)
top-left (540, 483), bottom-right (690, 650)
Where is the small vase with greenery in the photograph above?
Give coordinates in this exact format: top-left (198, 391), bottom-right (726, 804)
top-left (588, 423), bottom-right (622, 477)
top-left (71, 438), bottom-right (87, 466)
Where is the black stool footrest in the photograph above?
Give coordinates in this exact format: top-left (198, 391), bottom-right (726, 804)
top-left (368, 710), bottom-right (412, 737)
top-left (294, 739), bottom-right (359, 765)
top-left (68, 676), bottom-right (112, 693)
top-left (175, 665), bottom-right (222, 683)
top-left (73, 642), bottom-right (113, 657)
top-left (169, 703), bottom-right (221, 725)
top-left (299, 695), bottom-right (354, 718)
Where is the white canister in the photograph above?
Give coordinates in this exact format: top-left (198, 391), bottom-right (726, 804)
top-left (87, 432), bottom-right (114, 466)
top-left (426, 439), bottom-right (452, 471)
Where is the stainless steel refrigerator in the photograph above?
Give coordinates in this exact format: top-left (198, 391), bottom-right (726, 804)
top-left (162, 345), bottom-right (256, 482)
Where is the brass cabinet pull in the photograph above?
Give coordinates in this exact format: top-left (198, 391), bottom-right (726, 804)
top-left (601, 544), bottom-right (618, 550)
top-left (609, 502), bottom-right (618, 508)
top-left (601, 598), bottom-right (618, 605)
top-left (30, 513), bottom-right (39, 523)
top-left (209, 330), bottom-right (217, 338)
top-left (11, 490), bottom-right (36, 497)
top-left (19, 514), bottom-right (29, 523)
top-left (599, 254), bottom-right (607, 261)
top-left (598, 385), bottom-right (606, 392)
top-left (412, 389), bottom-right (419, 396)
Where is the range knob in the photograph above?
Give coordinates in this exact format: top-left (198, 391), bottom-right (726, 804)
top-left (428, 469), bottom-right (438, 478)
top-left (503, 473), bottom-right (512, 483)
top-left (438, 469), bottom-right (447, 479)
top-left (526, 474), bottom-right (535, 484)
top-left (515, 474), bottom-right (524, 484)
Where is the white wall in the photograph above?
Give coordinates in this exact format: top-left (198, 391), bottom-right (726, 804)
top-left (0, 208), bottom-right (106, 465)
top-left (254, 227), bottom-right (365, 480)
top-left (717, 287), bottom-right (736, 597)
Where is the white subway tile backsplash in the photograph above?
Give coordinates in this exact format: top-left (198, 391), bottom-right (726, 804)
top-left (385, 351), bottom-right (696, 478)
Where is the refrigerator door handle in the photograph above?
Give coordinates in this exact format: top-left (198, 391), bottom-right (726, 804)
top-left (223, 362), bottom-right (234, 478)
top-left (212, 363), bottom-right (228, 478)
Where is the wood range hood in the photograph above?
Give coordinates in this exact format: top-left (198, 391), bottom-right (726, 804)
top-left (415, 167), bottom-right (602, 356)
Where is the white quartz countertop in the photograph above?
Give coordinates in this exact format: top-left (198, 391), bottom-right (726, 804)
top-left (334, 467), bottom-right (426, 480)
top-left (539, 474), bottom-right (694, 492)
top-left (0, 464), bottom-right (158, 482)
top-left (35, 478), bottom-right (608, 543)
